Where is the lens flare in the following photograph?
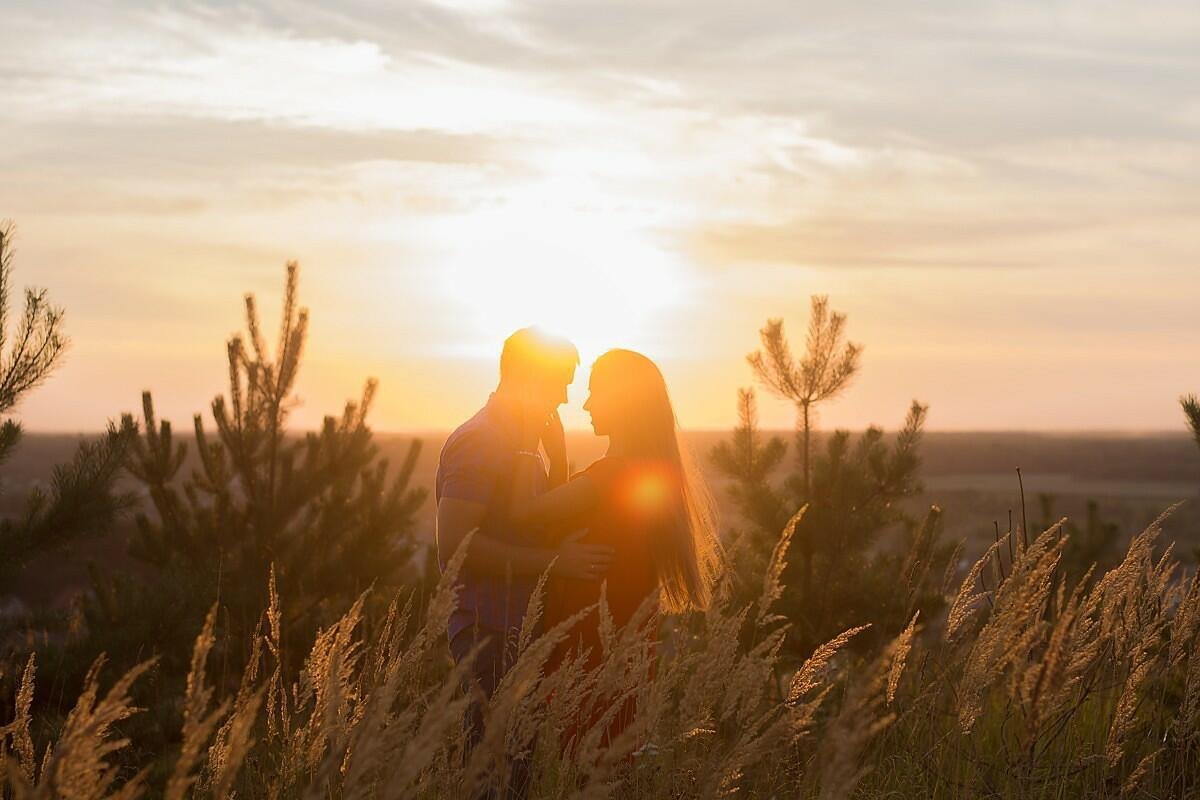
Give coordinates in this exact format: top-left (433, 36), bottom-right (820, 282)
top-left (622, 465), bottom-right (675, 518)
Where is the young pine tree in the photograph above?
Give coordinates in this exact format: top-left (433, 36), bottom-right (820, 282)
top-left (712, 300), bottom-right (951, 657)
top-left (0, 223), bottom-right (136, 579)
top-left (81, 263), bottom-right (426, 698)
top-left (747, 295), bottom-right (862, 498)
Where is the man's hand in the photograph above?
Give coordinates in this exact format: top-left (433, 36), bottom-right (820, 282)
top-left (552, 530), bottom-right (615, 581)
top-left (542, 408), bottom-right (568, 484)
top-left (518, 405), bottom-right (544, 451)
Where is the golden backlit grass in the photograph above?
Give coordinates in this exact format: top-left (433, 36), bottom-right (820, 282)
top-left (4, 506), bottom-right (1200, 799)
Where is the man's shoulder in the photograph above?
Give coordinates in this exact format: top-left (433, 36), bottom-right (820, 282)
top-left (436, 406), bottom-right (515, 504)
top-left (440, 408), bottom-right (507, 463)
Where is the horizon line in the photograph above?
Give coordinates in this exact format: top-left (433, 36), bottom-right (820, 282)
top-left (17, 427), bottom-right (1196, 438)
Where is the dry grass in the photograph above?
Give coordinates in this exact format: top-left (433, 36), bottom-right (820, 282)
top-left (4, 505), bottom-right (1200, 799)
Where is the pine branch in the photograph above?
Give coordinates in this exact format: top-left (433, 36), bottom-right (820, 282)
top-left (0, 417), bottom-right (22, 468)
top-left (1182, 394), bottom-right (1200, 453)
top-left (0, 226), bottom-right (69, 413)
top-left (0, 419), bottom-right (138, 569)
top-left (0, 220), bottom-right (13, 355)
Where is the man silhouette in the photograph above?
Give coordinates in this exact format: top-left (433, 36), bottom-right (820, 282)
top-left (435, 326), bottom-right (614, 799)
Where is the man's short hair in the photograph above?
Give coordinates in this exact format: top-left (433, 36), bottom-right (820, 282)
top-left (500, 327), bottom-right (579, 383)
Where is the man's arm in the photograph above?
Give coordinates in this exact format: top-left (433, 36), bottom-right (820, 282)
top-left (437, 496), bottom-right (555, 578)
top-left (437, 496), bottom-right (613, 581)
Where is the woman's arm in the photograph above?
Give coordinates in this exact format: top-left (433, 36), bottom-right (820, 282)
top-left (509, 450), bottom-right (600, 529)
top-left (510, 407), bottom-right (601, 534)
top-left (437, 496), bottom-right (612, 580)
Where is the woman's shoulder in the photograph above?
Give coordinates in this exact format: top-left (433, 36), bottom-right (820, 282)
top-left (578, 455), bottom-right (629, 484)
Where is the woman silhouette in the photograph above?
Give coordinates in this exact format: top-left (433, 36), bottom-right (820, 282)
top-left (509, 348), bottom-right (722, 750)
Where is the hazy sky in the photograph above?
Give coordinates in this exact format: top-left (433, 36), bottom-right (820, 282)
top-left (2, 1), bottom-right (1198, 433)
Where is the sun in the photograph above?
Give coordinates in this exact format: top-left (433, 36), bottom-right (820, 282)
top-left (431, 203), bottom-right (692, 366)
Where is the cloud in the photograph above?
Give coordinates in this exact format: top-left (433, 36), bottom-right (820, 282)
top-left (2, 115), bottom-right (503, 179)
top-left (2, 0), bottom-right (1199, 430)
top-left (1, 6), bottom-right (601, 135)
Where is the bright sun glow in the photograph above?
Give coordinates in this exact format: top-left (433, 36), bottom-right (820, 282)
top-left (432, 204), bottom-right (692, 365)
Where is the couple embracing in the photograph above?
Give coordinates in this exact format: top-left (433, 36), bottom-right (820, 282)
top-left (434, 326), bottom-right (722, 797)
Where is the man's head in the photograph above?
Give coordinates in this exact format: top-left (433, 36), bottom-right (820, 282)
top-left (498, 326), bottom-right (579, 420)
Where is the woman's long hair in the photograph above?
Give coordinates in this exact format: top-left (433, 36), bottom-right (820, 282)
top-left (590, 349), bottom-right (722, 612)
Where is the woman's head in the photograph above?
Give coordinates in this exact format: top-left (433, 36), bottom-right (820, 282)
top-left (583, 349), bottom-right (673, 445)
top-left (584, 349), bottom-right (722, 612)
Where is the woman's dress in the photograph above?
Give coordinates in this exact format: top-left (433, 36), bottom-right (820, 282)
top-left (543, 455), bottom-right (660, 749)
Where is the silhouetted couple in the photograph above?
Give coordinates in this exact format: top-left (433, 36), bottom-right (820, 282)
top-left (435, 327), bottom-right (721, 799)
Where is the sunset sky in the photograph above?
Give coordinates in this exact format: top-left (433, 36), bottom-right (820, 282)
top-left (2, 1), bottom-right (1198, 433)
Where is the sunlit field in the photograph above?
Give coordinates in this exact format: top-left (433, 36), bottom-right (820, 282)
top-left (3, 3), bottom-right (1200, 799)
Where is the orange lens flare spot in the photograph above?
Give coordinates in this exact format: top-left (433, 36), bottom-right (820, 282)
top-left (622, 467), bottom-right (674, 517)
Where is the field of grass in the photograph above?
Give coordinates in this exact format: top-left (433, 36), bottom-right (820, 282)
top-left (3, 475), bottom-right (1200, 798)
top-left (1, 429), bottom-right (1198, 797)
